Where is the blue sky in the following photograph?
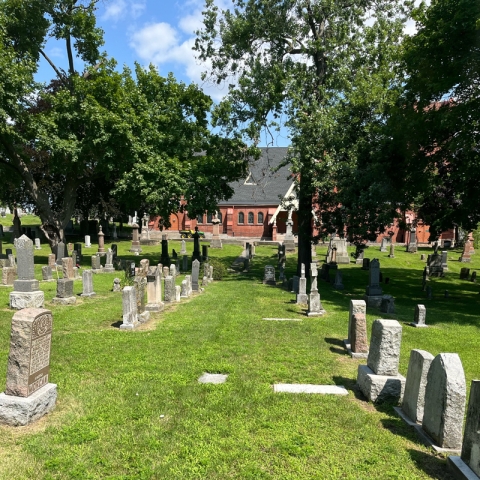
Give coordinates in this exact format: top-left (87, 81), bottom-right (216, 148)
top-left (38, 0), bottom-right (228, 101)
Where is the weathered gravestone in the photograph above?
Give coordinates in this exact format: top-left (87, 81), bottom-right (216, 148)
top-left (362, 258), bottom-right (370, 270)
top-left (441, 251), bottom-right (448, 271)
top-left (333, 270), bottom-right (344, 290)
top-left (133, 276), bottom-right (149, 323)
top-left (283, 212), bottom-right (296, 252)
top-left (170, 263), bottom-right (177, 278)
top-left (104, 250), bottom-right (115, 273)
top-left (411, 304), bottom-right (427, 327)
top-left (52, 279), bottom-right (76, 305)
top-left (180, 240), bottom-right (187, 255)
top-left (55, 241), bottom-right (66, 266)
top-left (460, 268), bottom-right (470, 280)
top-left (164, 276), bottom-right (175, 303)
top-left (396, 349), bottom-right (434, 425)
top-left (307, 263), bottom-right (325, 317)
top-left (447, 380), bottom-right (480, 478)
top-left (10, 235), bottom-right (44, 309)
top-left (0, 308), bottom-right (57, 425)
top-left (62, 257), bottom-right (74, 280)
top-left (180, 279), bottom-right (189, 298)
top-left (85, 235), bottom-right (91, 248)
top-left (175, 285), bottom-right (181, 302)
top-left (364, 259), bottom-right (383, 307)
top-left (145, 267), bottom-right (164, 312)
top-left (459, 240), bottom-right (472, 263)
top-left (202, 245), bottom-right (209, 262)
top-left (345, 299), bottom-right (368, 358)
top-left (129, 223), bottom-right (142, 253)
top-left (263, 265), bottom-right (276, 285)
top-left (296, 264), bottom-right (308, 304)
top-left (120, 286), bottom-right (138, 330)
top-left (112, 278), bottom-right (121, 292)
top-left (91, 254), bottom-right (102, 273)
top-left (2, 267), bottom-right (16, 286)
top-left (421, 353), bottom-right (466, 450)
top-left (34, 238), bottom-right (41, 250)
top-left (211, 214), bottom-right (223, 248)
top-left (41, 266), bottom-right (53, 282)
top-left (380, 237), bottom-right (389, 252)
top-left (81, 270), bottom-right (96, 297)
top-left (192, 228), bottom-right (202, 262)
top-left (380, 295), bottom-right (395, 313)
top-left (191, 260), bottom-right (200, 291)
top-left (388, 243), bottom-right (395, 258)
top-left (426, 253), bottom-right (444, 277)
top-left (357, 319), bottom-right (405, 403)
top-left (407, 229), bottom-right (418, 253)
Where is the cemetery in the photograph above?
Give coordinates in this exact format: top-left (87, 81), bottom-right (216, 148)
top-left (0, 218), bottom-right (479, 479)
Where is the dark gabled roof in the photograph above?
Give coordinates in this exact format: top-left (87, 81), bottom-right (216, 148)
top-left (219, 147), bottom-right (293, 206)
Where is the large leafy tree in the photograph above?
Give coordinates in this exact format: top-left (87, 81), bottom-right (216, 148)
top-left (380, 0), bottom-right (480, 239)
top-left (0, 0), bottom-right (251, 248)
top-left (195, 0), bottom-right (412, 271)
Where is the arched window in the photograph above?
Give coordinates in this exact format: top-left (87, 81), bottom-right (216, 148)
top-left (238, 212), bottom-right (244, 224)
top-left (257, 212), bottom-right (264, 224)
top-left (207, 212), bottom-right (213, 223)
top-left (248, 212), bottom-right (254, 224)
top-left (197, 214), bottom-right (203, 224)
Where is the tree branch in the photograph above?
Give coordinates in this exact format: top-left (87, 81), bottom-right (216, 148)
top-left (39, 49), bottom-right (68, 86)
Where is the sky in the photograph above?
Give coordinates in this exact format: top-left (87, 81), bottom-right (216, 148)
top-left (35, 0), bottom-right (423, 148)
top-left (38, 0), bottom-right (227, 100)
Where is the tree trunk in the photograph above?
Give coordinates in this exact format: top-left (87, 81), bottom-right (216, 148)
top-left (296, 172), bottom-right (313, 276)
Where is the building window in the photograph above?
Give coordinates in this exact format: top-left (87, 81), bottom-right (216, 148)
top-left (258, 212), bottom-right (264, 224)
top-left (218, 212), bottom-right (222, 223)
top-left (238, 212), bottom-right (244, 224)
top-left (207, 212), bottom-right (213, 223)
top-left (248, 212), bottom-right (254, 224)
top-left (197, 214), bottom-right (203, 224)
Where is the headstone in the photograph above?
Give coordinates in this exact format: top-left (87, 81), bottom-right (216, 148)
top-left (34, 238), bottom-right (41, 250)
top-left (441, 251), bottom-right (448, 271)
top-left (380, 237), bottom-right (388, 252)
top-left (326, 237), bottom-right (349, 264)
top-left (471, 271), bottom-right (477, 283)
top-left (202, 275), bottom-right (208, 287)
top-left (55, 241), bottom-right (66, 265)
top-left (407, 229), bottom-right (418, 253)
top-left (357, 319), bottom-right (406, 403)
top-left (5, 247), bottom-right (13, 257)
top-left (180, 240), bottom-right (187, 255)
top-left (0, 308), bottom-right (57, 425)
top-left (388, 243), bottom-right (395, 258)
top-left (192, 259), bottom-right (200, 291)
top-left (170, 264), bottom-right (176, 278)
top-left (48, 253), bottom-right (56, 269)
top-left (133, 276), bottom-right (147, 315)
top-left (162, 266), bottom-right (170, 279)
top-left (459, 240), bottom-right (472, 263)
top-left (91, 254), bottom-right (102, 272)
top-left (350, 314), bottom-right (369, 356)
top-left (426, 253), bottom-right (444, 277)
top-left (8, 253), bottom-right (16, 268)
top-left (320, 263), bottom-right (330, 281)
top-left (145, 267), bottom-right (164, 312)
top-left (62, 257), bottom-right (74, 280)
top-left (164, 276), bottom-right (175, 303)
top-left (380, 295), bottom-right (395, 313)
top-left (175, 285), bottom-right (181, 302)
top-left (112, 224), bottom-right (118, 240)
top-left (208, 265), bottom-right (214, 283)
top-left (355, 248), bottom-right (365, 265)
top-left (97, 225), bottom-right (105, 255)
top-left (292, 275), bottom-right (300, 294)
top-left (263, 265), bottom-right (276, 285)
top-left (401, 349), bottom-right (434, 423)
top-left (120, 286), bottom-right (138, 330)
top-left (448, 380), bottom-right (480, 477)
top-left (160, 234), bottom-right (170, 266)
top-left (364, 258), bottom-right (383, 307)
top-left (129, 223), bottom-right (142, 253)
top-left (333, 270), bottom-right (344, 290)
top-left (307, 263), bottom-right (325, 316)
top-left (202, 244), bottom-right (209, 262)
top-left (81, 270), bottom-right (95, 297)
top-left (422, 353), bottom-right (466, 449)
top-left (85, 235), bottom-right (91, 248)
top-left (460, 267), bottom-right (470, 280)
top-left (2, 267), bottom-right (15, 286)
top-left (104, 249), bottom-right (115, 273)
top-left (421, 254), bottom-right (426, 261)
top-left (283, 211), bottom-right (296, 252)
top-left (210, 214), bottom-right (222, 248)
top-left (426, 285), bottom-right (433, 299)
top-left (9, 235), bottom-right (44, 309)
top-left (362, 258), bottom-right (370, 270)
top-left (185, 274), bottom-right (192, 296)
top-left (41, 266), bottom-right (53, 282)
top-left (411, 304), bottom-right (427, 327)
top-left (192, 227), bottom-right (202, 262)
top-left (182, 255), bottom-right (188, 273)
top-left (180, 280), bottom-right (188, 298)
top-left (52, 278), bottom-right (76, 305)
top-left (346, 300), bottom-right (367, 355)
top-left (113, 278), bottom-right (121, 292)
top-left (296, 264), bottom-right (308, 304)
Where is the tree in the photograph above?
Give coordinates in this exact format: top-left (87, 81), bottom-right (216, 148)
top-left (0, 0), bottom-right (251, 249)
top-left (195, 0), bottom-right (412, 272)
top-left (379, 0), bottom-right (480, 239)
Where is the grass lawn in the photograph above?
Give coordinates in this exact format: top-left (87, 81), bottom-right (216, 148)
top-left (0, 237), bottom-right (478, 479)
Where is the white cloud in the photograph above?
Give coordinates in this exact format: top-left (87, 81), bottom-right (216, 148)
top-left (101, 0), bottom-right (146, 21)
top-left (129, 22), bottom-right (179, 64)
top-left (48, 47), bottom-right (64, 59)
top-left (102, 0), bottom-right (127, 21)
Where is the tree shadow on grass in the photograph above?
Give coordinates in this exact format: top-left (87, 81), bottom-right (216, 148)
top-left (324, 337), bottom-right (348, 356)
top-left (332, 375), bottom-right (365, 401)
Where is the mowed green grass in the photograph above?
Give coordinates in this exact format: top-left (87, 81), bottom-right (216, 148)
top-left (0, 236), bottom-right (478, 479)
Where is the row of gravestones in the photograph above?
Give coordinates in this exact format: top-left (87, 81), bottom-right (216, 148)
top-left (120, 258), bottom-right (213, 330)
top-left (345, 310), bottom-right (480, 477)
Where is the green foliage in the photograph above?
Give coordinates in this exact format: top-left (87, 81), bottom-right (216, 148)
top-left (195, 0), bottom-right (413, 269)
top-left (207, 257), bottom-right (225, 280)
